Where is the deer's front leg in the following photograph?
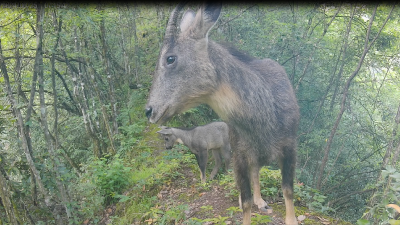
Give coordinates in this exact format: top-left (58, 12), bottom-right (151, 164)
top-left (233, 153), bottom-right (252, 225)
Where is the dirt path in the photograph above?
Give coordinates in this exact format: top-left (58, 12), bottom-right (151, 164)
top-left (155, 162), bottom-right (286, 225)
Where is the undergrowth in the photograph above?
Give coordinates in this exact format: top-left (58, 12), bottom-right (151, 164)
top-left (73, 92), bottom-right (351, 224)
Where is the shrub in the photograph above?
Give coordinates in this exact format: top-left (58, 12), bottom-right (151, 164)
top-left (88, 154), bottom-right (132, 205)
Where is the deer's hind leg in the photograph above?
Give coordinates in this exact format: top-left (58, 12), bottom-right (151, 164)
top-left (251, 166), bottom-right (270, 211)
top-left (279, 145), bottom-right (297, 225)
top-left (210, 149), bottom-right (222, 180)
top-left (222, 143), bottom-right (231, 171)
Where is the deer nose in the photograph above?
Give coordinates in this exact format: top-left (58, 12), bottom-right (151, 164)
top-left (145, 107), bottom-right (153, 119)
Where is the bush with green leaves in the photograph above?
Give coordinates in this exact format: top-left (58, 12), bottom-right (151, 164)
top-left (259, 167), bottom-right (282, 199)
top-left (357, 166), bottom-right (400, 225)
top-left (294, 183), bottom-right (333, 213)
top-left (69, 173), bottom-right (105, 224)
top-left (87, 154), bottom-right (132, 205)
top-left (142, 204), bottom-right (189, 224)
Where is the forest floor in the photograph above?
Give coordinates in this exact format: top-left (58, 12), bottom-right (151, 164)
top-left (101, 125), bottom-right (352, 225)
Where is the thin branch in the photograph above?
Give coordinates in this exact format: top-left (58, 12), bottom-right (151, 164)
top-left (215, 5), bottom-right (257, 30)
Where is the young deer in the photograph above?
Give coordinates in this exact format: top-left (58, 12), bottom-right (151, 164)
top-left (145, 3), bottom-right (299, 224)
top-left (157, 122), bottom-right (231, 183)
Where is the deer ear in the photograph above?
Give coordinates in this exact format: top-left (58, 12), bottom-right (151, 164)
top-left (203, 2), bottom-right (222, 24)
top-left (180, 10), bottom-right (196, 33)
top-left (190, 2), bottom-right (221, 39)
top-left (157, 128), bottom-right (172, 135)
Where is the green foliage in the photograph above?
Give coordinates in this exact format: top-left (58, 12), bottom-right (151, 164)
top-left (167, 104), bottom-right (220, 128)
top-left (358, 166), bottom-right (400, 225)
top-left (142, 204), bottom-right (189, 225)
top-left (251, 213), bottom-right (272, 224)
top-left (87, 154), bottom-right (132, 205)
top-left (294, 183), bottom-right (333, 214)
top-left (202, 215), bottom-right (230, 225)
top-left (219, 170), bottom-right (239, 201)
top-left (69, 171), bottom-right (105, 224)
top-left (0, 3), bottom-right (399, 224)
top-left (226, 206), bottom-right (242, 218)
top-left (259, 167), bottom-right (282, 199)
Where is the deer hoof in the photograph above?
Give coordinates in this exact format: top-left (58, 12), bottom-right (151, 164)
top-left (254, 198), bottom-right (268, 209)
top-left (259, 206), bottom-right (273, 214)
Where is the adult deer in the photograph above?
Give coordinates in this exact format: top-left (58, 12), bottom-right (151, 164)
top-left (145, 2), bottom-right (299, 224)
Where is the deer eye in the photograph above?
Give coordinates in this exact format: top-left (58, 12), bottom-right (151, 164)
top-left (166, 56), bottom-right (176, 65)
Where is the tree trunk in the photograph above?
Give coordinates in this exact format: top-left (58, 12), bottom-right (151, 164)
top-left (0, 162), bottom-right (22, 224)
top-left (83, 37), bottom-right (118, 155)
top-left (118, 6), bottom-right (130, 84)
top-left (46, 9), bottom-right (72, 220)
top-left (13, 14), bottom-right (39, 208)
top-left (51, 10), bottom-right (61, 152)
top-left (99, 12), bottom-right (118, 153)
top-left (390, 103), bottom-right (400, 165)
top-left (316, 5), bottom-right (394, 190)
top-left (58, 29), bottom-right (103, 157)
top-left (0, 39), bottom-right (49, 205)
top-left (131, 4), bottom-right (140, 85)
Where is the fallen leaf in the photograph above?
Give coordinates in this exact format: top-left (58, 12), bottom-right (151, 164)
top-left (144, 218), bottom-right (157, 224)
top-left (107, 208), bottom-right (112, 214)
top-left (199, 192), bottom-right (206, 197)
top-left (387, 204), bottom-right (400, 213)
top-left (83, 219), bottom-right (89, 225)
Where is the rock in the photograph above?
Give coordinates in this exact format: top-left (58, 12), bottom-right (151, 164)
top-left (298, 215), bottom-right (306, 222)
top-left (259, 206), bottom-right (273, 214)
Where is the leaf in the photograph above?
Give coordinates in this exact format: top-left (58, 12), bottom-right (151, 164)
top-left (356, 219), bottom-right (370, 225)
top-left (25, 120), bottom-right (32, 127)
top-left (389, 172), bottom-right (400, 180)
top-left (386, 165), bottom-right (396, 173)
top-left (389, 220), bottom-right (400, 225)
top-left (115, 194), bottom-right (131, 202)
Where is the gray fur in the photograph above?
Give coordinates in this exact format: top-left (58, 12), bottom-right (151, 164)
top-left (157, 122), bottom-right (231, 183)
top-left (145, 3), bottom-right (299, 225)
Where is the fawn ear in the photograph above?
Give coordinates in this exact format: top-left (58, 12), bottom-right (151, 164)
top-left (180, 10), bottom-right (196, 33)
top-left (189, 2), bottom-right (222, 39)
top-left (157, 128), bottom-right (172, 135)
